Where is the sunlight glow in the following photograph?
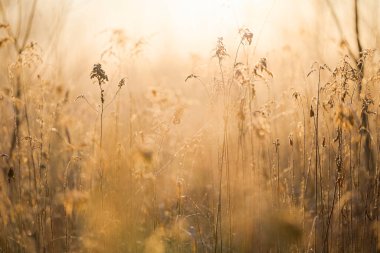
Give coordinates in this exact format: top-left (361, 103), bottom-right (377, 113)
top-left (71, 0), bottom-right (275, 57)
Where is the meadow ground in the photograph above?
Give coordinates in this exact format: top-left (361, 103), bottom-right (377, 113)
top-left (1, 1), bottom-right (380, 252)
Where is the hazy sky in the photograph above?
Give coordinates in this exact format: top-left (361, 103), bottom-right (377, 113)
top-left (66, 0), bottom-right (305, 58)
top-left (7, 0), bottom-right (377, 87)
top-left (4, 0), bottom-right (379, 64)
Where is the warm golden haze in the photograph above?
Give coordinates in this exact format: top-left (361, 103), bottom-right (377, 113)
top-left (1, 0), bottom-right (380, 252)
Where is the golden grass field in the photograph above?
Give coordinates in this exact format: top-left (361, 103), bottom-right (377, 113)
top-left (1, 0), bottom-right (380, 252)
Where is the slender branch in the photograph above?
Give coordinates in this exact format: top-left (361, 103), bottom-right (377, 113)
top-left (21, 0), bottom-right (38, 50)
top-left (75, 95), bottom-right (98, 113)
top-left (354, 0), bottom-right (363, 56)
top-left (354, 0), bottom-right (364, 95)
top-left (104, 87), bottom-right (122, 109)
top-left (324, 0), bottom-right (357, 61)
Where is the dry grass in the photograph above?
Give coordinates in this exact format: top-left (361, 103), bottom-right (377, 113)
top-left (1, 1), bottom-right (380, 252)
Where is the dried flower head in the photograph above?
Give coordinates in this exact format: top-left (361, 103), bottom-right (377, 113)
top-left (253, 58), bottom-right (273, 78)
top-left (185, 74), bottom-right (199, 82)
top-left (292, 91), bottom-right (300, 101)
top-left (118, 78), bottom-right (126, 89)
top-left (214, 37), bottom-right (228, 60)
top-left (239, 28), bottom-right (253, 45)
top-left (90, 63), bottom-right (108, 85)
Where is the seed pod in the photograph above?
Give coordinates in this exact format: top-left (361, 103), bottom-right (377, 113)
top-left (289, 135), bottom-right (293, 147)
top-left (8, 167), bottom-right (14, 183)
top-left (310, 105), bottom-right (315, 117)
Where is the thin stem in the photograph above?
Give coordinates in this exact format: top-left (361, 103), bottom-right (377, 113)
top-left (21, 0), bottom-right (38, 50)
top-left (99, 87), bottom-right (104, 209)
top-left (314, 67), bottom-right (321, 251)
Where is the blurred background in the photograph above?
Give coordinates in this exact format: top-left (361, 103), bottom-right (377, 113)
top-left (2, 0), bottom-right (380, 93)
top-left (1, 1), bottom-right (380, 252)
